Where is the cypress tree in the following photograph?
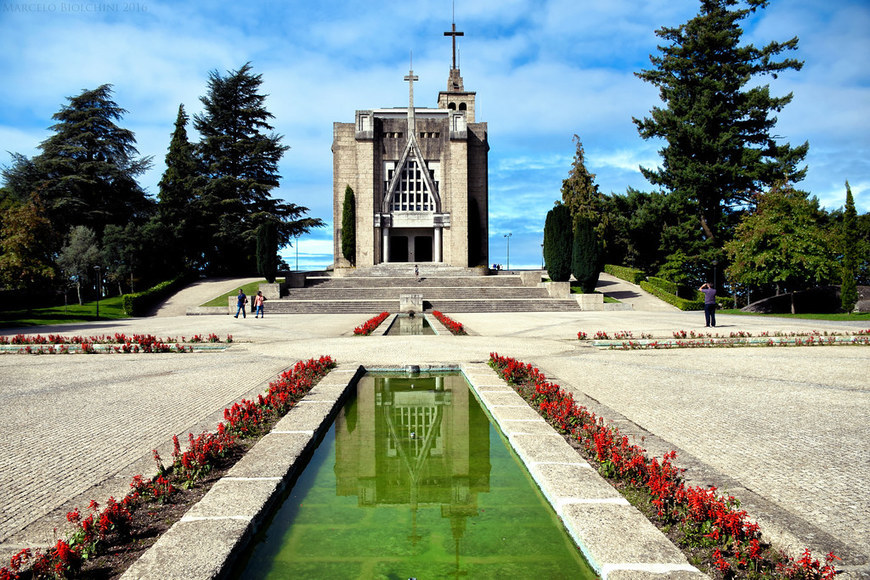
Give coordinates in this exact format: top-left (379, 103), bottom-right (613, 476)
top-left (341, 185), bottom-right (356, 266)
top-left (841, 181), bottom-right (859, 312)
top-left (572, 216), bottom-right (601, 294)
top-left (158, 104), bottom-right (201, 272)
top-left (256, 221), bottom-right (279, 283)
top-left (543, 204), bottom-right (572, 282)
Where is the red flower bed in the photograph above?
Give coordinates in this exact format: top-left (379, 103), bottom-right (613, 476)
top-left (432, 310), bottom-right (466, 335)
top-left (0, 355), bottom-right (336, 580)
top-left (353, 312), bottom-right (389, 335)
top-left (0, 332), bottom-right (234, 354)
top-left (488, 352), bottom-right (838, 580)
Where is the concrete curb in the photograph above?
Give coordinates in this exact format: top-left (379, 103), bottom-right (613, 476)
top-left (122, 363), bottom-right (708, 580)
top-left (461, 363), bottom-right (708, 580)
top-left (119, 365), bottom-right (364, 580)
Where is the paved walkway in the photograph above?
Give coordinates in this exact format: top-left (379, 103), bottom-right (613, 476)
top-left (0, 280), bottom-right (868, 577)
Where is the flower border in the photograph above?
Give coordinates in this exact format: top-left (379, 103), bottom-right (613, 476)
top-left (488, 352), bottom-right (839, 580)
top-left (0, 355), bottom-right (336, 580)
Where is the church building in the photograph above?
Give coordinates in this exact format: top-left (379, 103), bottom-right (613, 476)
top-left (332, 24), bottom-right (489, 269)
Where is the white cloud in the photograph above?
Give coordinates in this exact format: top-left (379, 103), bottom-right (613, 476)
top-left (1, 0), bottom-right (867, 274)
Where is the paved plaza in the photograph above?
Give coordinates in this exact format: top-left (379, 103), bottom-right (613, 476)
top-left (0, 278), bottom-right (868, 577)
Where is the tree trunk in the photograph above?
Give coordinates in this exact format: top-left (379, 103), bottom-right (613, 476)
top-left (76, 281), bottom-right (82, 305)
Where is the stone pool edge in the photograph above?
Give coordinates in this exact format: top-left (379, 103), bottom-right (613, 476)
top-left (121, 362), bottom-right (709, 580)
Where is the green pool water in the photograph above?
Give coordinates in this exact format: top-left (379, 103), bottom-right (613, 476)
top-left (384, 314), bottom-right (436, 336)
top-left (234, 373), bottom-right (597, 579)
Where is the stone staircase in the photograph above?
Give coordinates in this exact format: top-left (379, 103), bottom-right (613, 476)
top-left (266, 266), bottom-right (582, 314)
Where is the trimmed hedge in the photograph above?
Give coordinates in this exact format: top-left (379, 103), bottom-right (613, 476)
top-left (604, 264), bottom-right (646, 285)
top-left (646, 276), bottom-right (680, 296)
top-left (640, 281), bottom-right (704, 310)
top-left (122, 275), bottom-right (192, 317)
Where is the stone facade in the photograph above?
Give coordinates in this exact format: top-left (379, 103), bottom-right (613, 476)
top-left (332, 48), bottom-right (488, 269)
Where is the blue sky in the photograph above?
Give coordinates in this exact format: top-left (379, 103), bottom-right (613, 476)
top-left (1, 0), bottom-right (867, 270)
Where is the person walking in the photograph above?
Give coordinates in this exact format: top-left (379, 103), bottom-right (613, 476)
top-left (234, 289), bottom-right (248, 319)
top-left (253, 290), bottom-right (266, 318)
top-left (699, 282), bottom-right (717, 327)
top-left (414, 264), bottom-right (419, 281)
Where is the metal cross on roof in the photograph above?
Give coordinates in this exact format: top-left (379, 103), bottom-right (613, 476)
top-left (444, 21), bottom-right (464, 70)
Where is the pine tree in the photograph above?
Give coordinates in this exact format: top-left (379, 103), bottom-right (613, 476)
top-left (840, 181), bottom-right (859, 312)
top-left (561, 135), bottom-right (601, 223)
top-left (543, 204), bottom-right (572, 282)
top-left (35, 84), bottom-right (153, 235)
top-left (560, 135), bottom-right (603, 289)
top-left (193, 63), bottom-right (322, 274)
top-left (634, 0), bottom-right (808, 276)
top-left (341, 185), bottom-right (356, 266)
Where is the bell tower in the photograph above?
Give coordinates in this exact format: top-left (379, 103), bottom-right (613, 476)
top-left (437, 19), bottom-right (476, 122)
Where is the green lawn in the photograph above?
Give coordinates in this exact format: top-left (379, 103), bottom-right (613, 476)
top-left (0, 295), bottom-right (129, 329)
top-left (201, 279), bottom-right (274, 307)
top-left (718, 309), bottom-right (870, 322)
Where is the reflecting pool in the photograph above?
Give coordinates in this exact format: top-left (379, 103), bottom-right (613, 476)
top-left (235, 372), bottom-right (596, 579)
top-left (384, 314), bottom-right (436, 336)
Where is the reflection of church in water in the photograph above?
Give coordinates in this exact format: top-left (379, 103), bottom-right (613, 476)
top-left (334, 374), bottom-right (491, 544)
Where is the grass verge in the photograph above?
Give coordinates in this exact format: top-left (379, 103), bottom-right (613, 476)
top-left (0, 296), bottom-right (128, 328)
top-left (718, 309), bottom-right (870, 322)
top-left (200, 279), bottom-right (274, 307)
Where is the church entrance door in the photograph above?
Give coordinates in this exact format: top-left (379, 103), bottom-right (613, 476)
top-left (414, 236), bottom-right (433, 262)
top-left (389, 236), bottom-right (409, 262)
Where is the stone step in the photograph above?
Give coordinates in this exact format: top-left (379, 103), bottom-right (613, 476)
top-left (286, 287), bottom-right (551, 299)
top-left (335, 264), bottom-right (494, 277)
top-left (264, 298), bottom-right (580, 314)
top-left (306, 275), bottom-right (526, 288)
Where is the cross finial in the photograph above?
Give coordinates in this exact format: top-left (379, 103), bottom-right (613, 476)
top-left (444, 15), bottom-right (464, 70)
top-left (404, 57), bottom-right (419, 133)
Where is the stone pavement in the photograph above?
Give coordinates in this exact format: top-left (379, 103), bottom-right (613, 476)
top-left (0, 283), bottom-right (868, 577)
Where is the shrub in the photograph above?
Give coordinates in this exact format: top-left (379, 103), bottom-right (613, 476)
top-left (646, 276), bottom-right (680, 296)
top-left (122, 275), bottom-right (191, 317)
top-left (604, 264), bottom-right (646, 285)
top-left (640, 280), bottom-right (704, 310)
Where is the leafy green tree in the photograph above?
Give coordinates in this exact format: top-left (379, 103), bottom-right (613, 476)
top-left (158, 104), bottom-right (202, 273)
top-left (193, 63), bottom-right (322, 274)
top-left (34, 84), bottom-right (153, 236)
top-left (634, 0), bottom-right (808, 280)
top-left (341, 185), bottom-right (356, 266)
top-left (57, 225), bottom-right (101, 305)
top-left (543, 204), bottom-right (572, 282)
top-left (725, 184), bottom-right (835, 311)
top-left (102, 223), bottom-right (142, 295)
top-left (572, 216), bottom-right (602, 293)
top-left (0, 195), bottom-right (57, 298)
top-left (840, 182), bottom-right (859, 312)
top-left (256, 221), bottom-right (279, 283)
